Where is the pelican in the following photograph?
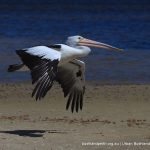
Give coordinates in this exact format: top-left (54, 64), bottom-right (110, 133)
top-left (8, 35), bottom-right (122, 112)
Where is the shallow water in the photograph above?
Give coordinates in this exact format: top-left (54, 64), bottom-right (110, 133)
top-left (0, 1), bottom-right (150, 84)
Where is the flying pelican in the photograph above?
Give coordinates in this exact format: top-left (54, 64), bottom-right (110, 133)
top-left (8, 35), bottom-right (122, 113)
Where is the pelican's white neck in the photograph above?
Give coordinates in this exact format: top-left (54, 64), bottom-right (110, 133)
top-left (74, 46), bottom-right (91, 57)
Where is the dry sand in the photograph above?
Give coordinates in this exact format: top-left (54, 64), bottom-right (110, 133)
top-left (0, 82), bottom-right (150, 150)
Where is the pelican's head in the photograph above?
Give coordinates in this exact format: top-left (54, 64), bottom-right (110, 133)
top-left (66, 35), bottom-right (83, 47)
top-left (66, 35), bottom-right (123, 52)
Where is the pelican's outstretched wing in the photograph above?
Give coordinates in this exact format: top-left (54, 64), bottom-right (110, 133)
top-left (16, 46), bottom-right (61, 100)
top-left (56, 59), bottom-right (85, 113)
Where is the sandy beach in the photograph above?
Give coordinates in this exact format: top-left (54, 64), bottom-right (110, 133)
top-left (0, 82), bottom-right (150, 149)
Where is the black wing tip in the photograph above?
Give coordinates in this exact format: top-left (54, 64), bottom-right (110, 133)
top-left (67, 106), bottom-right (82, 113)
top-left (32, 93), bottom-right (43, 101)
top-left (7, 65), bottom-right (15, 72)
top-left (7, 64), bottom-right (23, 72)
top-left (16, 49), bottom-right (26, 55)
top-left (66, 92), bottom-right (83, 113)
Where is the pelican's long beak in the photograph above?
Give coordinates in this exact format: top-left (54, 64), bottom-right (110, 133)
top-left (78, 38), bottom-right (123, 52)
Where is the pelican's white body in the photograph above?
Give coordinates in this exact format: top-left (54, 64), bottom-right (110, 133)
top-left (58, 44), bottom-right (90, 65)
top-left (24, 43), bottom-right (91, 66)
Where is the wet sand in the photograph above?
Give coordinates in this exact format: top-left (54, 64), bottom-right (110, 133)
top-left (0, 82), bottom-right (150, 150)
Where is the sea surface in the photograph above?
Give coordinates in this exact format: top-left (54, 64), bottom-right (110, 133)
top-left (0, 0), bottom-right (150, 84)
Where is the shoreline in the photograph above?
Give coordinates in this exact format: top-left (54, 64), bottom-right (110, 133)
top-left (0, 82), bottom-right (150, 149)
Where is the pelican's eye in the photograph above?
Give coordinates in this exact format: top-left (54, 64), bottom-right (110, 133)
top-left (78, 37), bottom-right (82, 40)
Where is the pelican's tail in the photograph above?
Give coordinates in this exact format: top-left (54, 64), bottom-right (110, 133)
top-left (8, 64), bottom-right (24, 72)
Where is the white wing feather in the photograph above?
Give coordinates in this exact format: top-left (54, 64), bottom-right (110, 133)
top-left (23, 46), bottom-right (61, 61)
